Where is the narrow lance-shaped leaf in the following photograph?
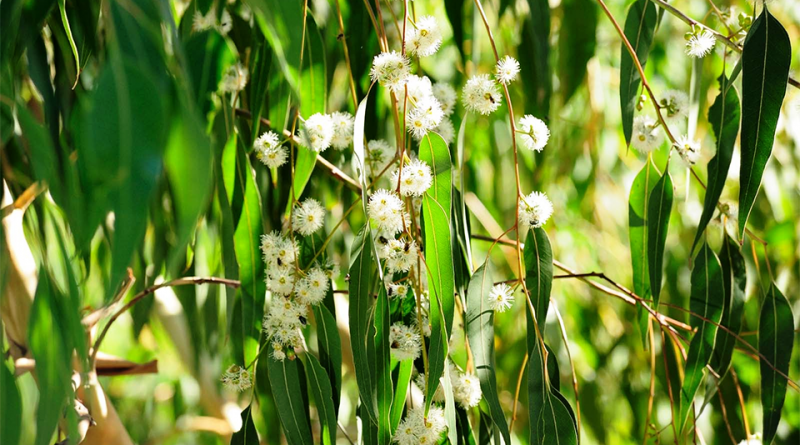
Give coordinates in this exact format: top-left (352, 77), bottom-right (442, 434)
top-left (419, 133), bottom-right (455, 412)
top-left (390, 360), bottom-right (414, 432)
top-left (709, 235), bottom-right (746, 377)
top-left (443, 360), bottom-right (459, 445)
top-left (759, 283), bottom-right (795, 444)
top-left (373, 286), bottom-right (392, 443)
top-left (265, 352), bottom-right (315, 445)
top-left (524, 227), bottom-right (553, 324)
top-left (692, 73), bottom-right (741, 253)
top-left (312, 303), bottom-right (342, 413)
top-left (738, 6), bottom-right (792, 237)
top-left (679, 243), bottom-right (724, 431)
top-left (629, 158), bottom-right (660, 343)
top-left (348, 228), bottom-right (378, 422)
top-left (647, 170), bottom-right (673, 306)
top-left (620, 0), bottom-right (657, 145)
top-left (558, 0), bottom-right (598, 103)
top-left (230, 406), bottom-right (259, 445)
top-left (0, 358), bottom-right (22, 445)
top-left (302, 353), bottom-right (338, 445)
top-left (465, 261), bottom-right (511, 445)
top-left (527, 330), bottom-right (578, 444)
top-left (521, 0), bottom-right (551, 118)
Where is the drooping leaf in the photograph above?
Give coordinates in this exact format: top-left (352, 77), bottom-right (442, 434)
top-left (619, 0), bottom-right (657, 145)
top-left (419, 133), bottom-right (455, 412)
top-left (348, 227), bottom-right (378, 422)
top-left (647, 170), bottom-right (672, 306)
top-left (738, 6), bottom-right (792, 238)
top-left (265, 352), bottom-right (314, 445)
top-left (465, 261), bottom-right (511, 444)
top-left (527, 331), bottom-right (578, 444)
top-left (692, 74), bottom-right (740, 253)
top-left (390, 360), bottom-right (413, 432)
top-left (312, 303), bottom-right (342, 413)
top-left (182, 30), bottom-right (234, 114)
top-left (230, 405), bottom-right (259, 445)
top-left (679, 243), bottom-right (724, 431)
top-left (629, 158), bottom-right (660, 343)
top-left (373, 286), bottom-right (392, 444)
top-left (709, 235), bottom-right (746, 377)
top-left (558, 0), bottom-right (597, 103)
top-left (248, 0), bottom-right (304, 95)
top-left (524, 227), bottom-right (553, 325)
top-left (298, 16), bottom-right (327, 117)
top-left (1, 358), bottom-right (22, 445)
top-left (520, 0), bottom-right (551, 118)
top-left (444, 0), bottom-right (465, 60)
top-left (302, 353), bottom-right (338, 445)
top-left (759, 283), bottom-right (795, 444)
top-left (28, 273), bottom-right (71, 445)
top-left (456, 407), bottom-right (478, 445)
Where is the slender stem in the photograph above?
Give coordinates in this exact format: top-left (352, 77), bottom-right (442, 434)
top-left (509, 352), bottom-right (529, 431)
top-left (332, 0), bottom-right (358, 109)
top-left (552, 301), bottom-right (582, 436)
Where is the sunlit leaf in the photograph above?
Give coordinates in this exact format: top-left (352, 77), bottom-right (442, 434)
top-left (348, 227), bottom-right (378, 422)
top-left (647, 170), bottom-right (672, 305)
top-left (629, 158), bottom-right (660, 342)
top-left (524, 227), bottom-right (553, 324)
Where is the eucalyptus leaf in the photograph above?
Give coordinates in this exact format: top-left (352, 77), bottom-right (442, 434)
top-left (759, 283), bottom-right (795, 444)
top-left (629, 158), bottom-right (660, 343)
top-left (619, 0), bottom-right (657, 146)
top-left (265, 352), bottom-right (315, 445)
top-left (647, 170), bottom-right (672, 306)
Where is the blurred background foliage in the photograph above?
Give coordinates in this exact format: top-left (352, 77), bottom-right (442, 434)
top-left (1, 0), bottom-right (798, 444)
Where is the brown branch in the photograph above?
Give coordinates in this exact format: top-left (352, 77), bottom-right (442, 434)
top-left (234, 108), bottom-right (362, 192)
top-left (90, 276), bottom-right (240, 365)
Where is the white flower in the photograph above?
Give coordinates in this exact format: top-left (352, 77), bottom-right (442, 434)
top-left (405, 75), bottom-right (434, 104)
top-left (518, 115), bottom-right (550, 152)
top-left (452, 368), bottom-right (482, 409)
top-left (370, 51), bottom-right (411, 93)
top-left (218, 10), bottom-right (232, 35)
top-left (262, 298), bottom-right (308, 359)
top-left (296, 267), bottom-right (329, 306)
top-left (254, 131), bottom-right (288, 168)
top-left (220, 62), bottom-right (248, 93)
top-left (413, 374), bottom-right (445, 403)
top-left (392, 159), bottom-right (433, 197)
top-left (737, 433), bottom-right (762, 445)
top-left (495, 56), bottom-right (520, 85)
top-left (393, 420), bottom-right (418, 445)
top-left (405, 16), bottom-right (442, 57)
top-left (488, 283), bottom-right (514, 312)
top-left (261, 232), bottom-right (297, 269)
top-left (221, 364), bottom-right (251, 391)
top-left (674, 135), bottom-right (701, 165)
top-left (631, 115), bottom-right (663, 153)
top-left (292, 198), bottom-right (326, 236)
top-left (387, 282), bottom-right (409, 299)
top-left (432, 83), bottom-right (457, 116)
top-left (192, 9), bottom-right (217, 32)
top-left (382, 238), bottom-right (419, 273)
top-left (413, 405), bottom-right (447, 443)
top-left (435, 117), bottom-right (455, 144)
top-left (300, 113), bottom-right (334, 153)
top-left (685, 29), bottom-right (716, 58)
top-left (367, 189), bottom-right (407, 236)
top-left (407, 96), bottom-right (444, 140)
top-left (330, 111), bottom-right (354, 149)
top-left (462, 74), bottom-right (502, 115)
top-left (389, 323), bottom-right (422, 361)
top-left (519, 191), bottom-right (554, 228)
top-left (268, 267), bottom-right (296, 295)
top-left (660, 90), bottom-right (689, 123)
top-left (365, 139), bottom-right (396, 177)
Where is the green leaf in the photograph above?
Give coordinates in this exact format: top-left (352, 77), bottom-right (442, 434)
top-left (679, 243), bottom-right (724, 431)
top-left (285, 147), bottom-right (317, 215)
top-left (373, 286), bottom-right (392, 444)
top-left (558, 0), bottom-right (597, 103)
top-left (298, 16), bottom-right (326, 117)
top-left (709, 235), bottom-right (746, 377)
top-left (390, 360), bottom-right (413, 432)
top-left (527, 334), bottom-right (578, 444)
top-left (79, 59), bottom-right (168, 301)
top-left (456, 407), bottom-right (478, 445)
top-left (419, 133), bottom-right (455, 412)
top-left (443, 360), bottom-right (459, 445)
top-left (302, 353), bottom-right (338, 445)
top-left (619, 0), bottom-right (657, 146)
top-left (312, 303), bottom-right (342, 413)
top-left (348, 227), bottom-right (378, 422)
top-left (647, 170), bottom-right (672, 306)
top-left (465, 261), bottom-right (511, 445)
top-left (230, 135), bottom-right (266, 342)
top-left (265, 352), bottom-right (314, 445)
top-left (521, 0), bottom-right (552, 117)
top-left (56, 0), bottom-right (79, 87)
top-left (0, 358), bottom-right (22, 445)
top-left (230, 405), bottom-right (259, 445)
top-left (248, 31), bottom-right (272, 140)
top-left (524, 227), bottom-right (553, 324)
top-left (249, 0), bottom-right (304, 96)
top-left (692, 73), bottom-right (740, 252)
top-left (444, 0), bottom-right (465, 60)
top-left (759, 283), bottom-right (795, 444)
top-left (629, 158), bottom-right (660, 342)
top-left (182, 30), bottom-right (234, 114)
top-left (28, 273), bottom-right (71, 445)
top-left (738, 6), bottom-right (792, 238)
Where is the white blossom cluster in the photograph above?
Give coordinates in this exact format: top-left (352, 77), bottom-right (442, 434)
top-left (363, 139), bottom-right (396, 178)
top-left (393, 405), bottom-right (447, 445)
top-left (685, 27), bottom-right (716, 58)
top-left (404, 16), bottom-right (443, 57)
top-left (519, 191), bottom-right (554, 229)
top-left (391, 158), bottom-right (433, 197)
top-left (631, 115), bottom-right (664, 153)
top-left (370, 51), bottom-right (411, 93)
top-left (297, 111), bottom-right (355, 153)
top-left (220, 364), bottom-right (251, 391)
top-left (737, 434), bottom-right (762, 445)
top-left (192, 7), bottom-right (232, 35)
top-left (254, 131), bottom-right (288, 168)
top-left (379, 237), bottom-right (419, 274)
top-left (462, 74), bottom-right (502, 115)
top-left (674, 135), bottom-right (701, 165)
top-left (219, 62), bottom-right (248, 93)
top-left (367, 189), bottom-right (409, 237)
top-left (414, 363), bottom-right (483, 409)
top-left (389, 323), bottom-right (421, 361)
top-left (518, 115), bottom-right (550, 152)
top-left (291, 198), bottom-right (326, 236)
top-left (660, 90), bottom-right (689, 124)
